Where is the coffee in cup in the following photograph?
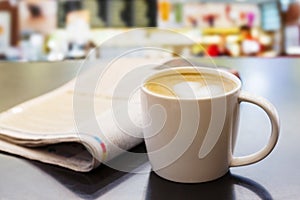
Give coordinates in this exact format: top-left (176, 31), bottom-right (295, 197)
top-left (144, 70), bottom-right (236, 99)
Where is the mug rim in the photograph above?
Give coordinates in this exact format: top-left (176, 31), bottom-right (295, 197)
top-left (142, 66), bottom-right (241, 101)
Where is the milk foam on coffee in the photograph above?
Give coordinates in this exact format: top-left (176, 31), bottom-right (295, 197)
top-left (145, 71), bottom-right (236, 99)
top-left (173, 81), bottom-right (224, 98)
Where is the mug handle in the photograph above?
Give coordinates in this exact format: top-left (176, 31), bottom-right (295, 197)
top-left (230, 91), bottom-right (280, 167)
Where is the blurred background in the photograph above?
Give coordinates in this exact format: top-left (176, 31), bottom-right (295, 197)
top-left (0, 0), bottom-right (299, 61)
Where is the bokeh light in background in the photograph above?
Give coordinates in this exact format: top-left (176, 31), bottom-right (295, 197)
top-left (0, 0), bottom-right (300, 61)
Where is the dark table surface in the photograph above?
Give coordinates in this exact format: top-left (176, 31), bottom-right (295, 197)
top-left (0, 58), bottom-right (299, 200)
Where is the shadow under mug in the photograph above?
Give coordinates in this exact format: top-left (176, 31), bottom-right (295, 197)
top-left (146, 171), bottom-right (273, 200)
top-left (141, 67), bottom-right (280, 183)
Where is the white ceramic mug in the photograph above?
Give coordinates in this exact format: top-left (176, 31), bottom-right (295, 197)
top-left (141, 67), bottom-right (279, 183)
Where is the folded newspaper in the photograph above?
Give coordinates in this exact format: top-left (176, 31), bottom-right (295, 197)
top-left (0, 58), bottom-right (170, 172)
